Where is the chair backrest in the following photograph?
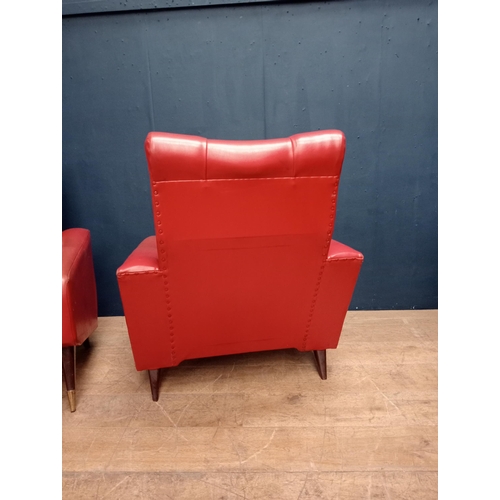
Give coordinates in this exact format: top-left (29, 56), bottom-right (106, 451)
top-left (144, 130), bottom-right (346, 359)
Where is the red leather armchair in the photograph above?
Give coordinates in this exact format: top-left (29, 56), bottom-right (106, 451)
top-left (62, 228), bottom-right (98, 411)
top-left (117, 130), bottom-right (363, 401)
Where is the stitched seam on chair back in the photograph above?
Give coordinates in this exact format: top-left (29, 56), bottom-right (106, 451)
top-left (151, 180), bottom-right (176, 364)
top-left (302, 179), bottom-right (338, 350)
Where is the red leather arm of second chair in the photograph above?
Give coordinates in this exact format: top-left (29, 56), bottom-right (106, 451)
top-left (305, 239), bottom-right (364, 351)
top-left (116, 236), bottom-right (173, 371)
top-left (62, 228), bottom-right (98, 347)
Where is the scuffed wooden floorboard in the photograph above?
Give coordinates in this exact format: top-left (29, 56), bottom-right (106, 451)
top-left (63, 310), bottom-right (438, 499)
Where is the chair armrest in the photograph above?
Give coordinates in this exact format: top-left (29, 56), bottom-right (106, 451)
top-left (116, 236), bottom-right (173, 371)
top-left (305, 239), bottom-right (364, 350)
top-left (327, 239), bottom-right (364, 262)
top-left (116, 236), bottom-right (159, 275)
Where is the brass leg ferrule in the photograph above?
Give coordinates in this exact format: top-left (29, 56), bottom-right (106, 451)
top-left (67, 390), bottom-right (76, 412)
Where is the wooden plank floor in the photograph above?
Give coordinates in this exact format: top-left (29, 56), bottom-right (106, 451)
top-left (62, 310), bottom-right (438, 499)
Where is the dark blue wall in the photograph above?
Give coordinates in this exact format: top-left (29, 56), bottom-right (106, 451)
top-left (62, 0), bottom-right (438, 316)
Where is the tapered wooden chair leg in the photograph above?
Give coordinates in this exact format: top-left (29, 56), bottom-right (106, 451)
top-left (62, 346), bottom-right (77, 411)
top-left (313, 350), bottom-right (327, 380)
top-left (83, 338), bottom-right (91, 349)
top-left (149, 369), bottom-right (161, 402)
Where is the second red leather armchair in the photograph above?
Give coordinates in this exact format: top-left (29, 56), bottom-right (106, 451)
top-left (62, 228), bottom-right (98, 411)
top-left (117, 130), bottom-right (363, 401)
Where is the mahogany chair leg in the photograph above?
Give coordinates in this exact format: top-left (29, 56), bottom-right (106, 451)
top-left (62, 346), bottom-right (77, 411)
top-left (313, 350), bottom-right (327, 380)
top-left (148, 369), bottom-right (161, 402)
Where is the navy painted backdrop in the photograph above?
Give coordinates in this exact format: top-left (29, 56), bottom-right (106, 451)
top-left (62, 0), bottom-right (438, 316)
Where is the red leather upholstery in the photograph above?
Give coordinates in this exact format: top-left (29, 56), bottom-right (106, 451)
top-left (117, 131), bottom-right (363, 379)
top-left (62, 228), bottom-right (98, 411)
top-left (62, 228), bottom-right (98, 347)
